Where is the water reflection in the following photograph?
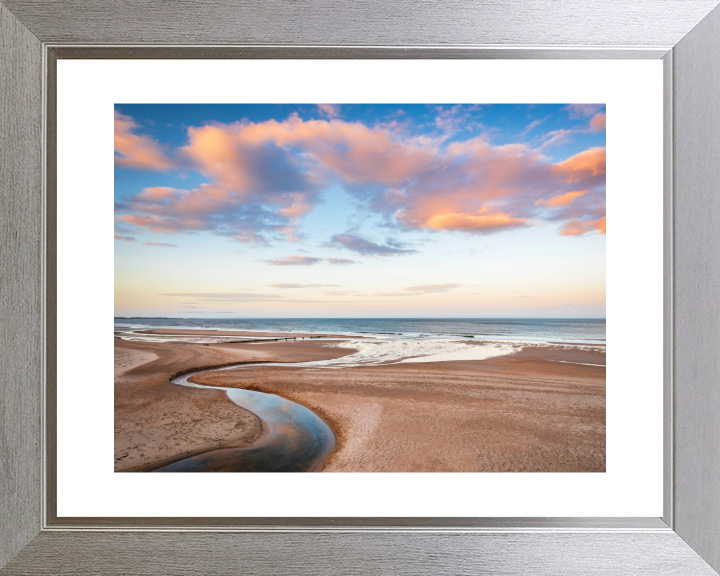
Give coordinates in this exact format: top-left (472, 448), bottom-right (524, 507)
top-left (154, 368), bottom-right (335, 472)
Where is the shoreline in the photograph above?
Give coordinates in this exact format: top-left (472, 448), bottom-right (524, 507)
top-left (131, 328), bottom-right (361, 339)
top-left (116, 327), bottom-right (605, 348)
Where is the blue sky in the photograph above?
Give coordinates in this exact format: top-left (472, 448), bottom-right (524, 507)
top-left (114, 103), bottom-right (606, 318)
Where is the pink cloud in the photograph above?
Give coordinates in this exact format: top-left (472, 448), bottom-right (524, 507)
top-left (317, 104), bottom-right (340, 118)
top-left (564, 104), bottom-right (603, 118)
top-left (380, 145), bottom-right (605, 236)
top-left (590, 112), bottom-right (606, 132)
top-left (119, 119), bottom-right (333, 242)
top-left (425, 210), bottom-right (528, 233)
top-left (114, 111), bottom-right (174, 171)
top-left (554, 147), bottom-right (606, 182)
top-left (117, 214), bottom-right (196, 234)
top-left (535, 190), bottom-right (587, 208)
top-left (117, 113), bottom-right (605, 242)
top-left (560, 216), bottom-right (606, 236)
top-left (181, 115), bottom-right (436, 189)
top-left (137, 186), bottom-right (184, 200)
top-left (114, 234), bottom-right (135, 242)
top-left (539, 129), bottom-right (576, 149)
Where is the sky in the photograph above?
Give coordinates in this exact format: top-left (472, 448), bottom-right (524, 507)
top-left (114, 103), bottom-right (606, 318)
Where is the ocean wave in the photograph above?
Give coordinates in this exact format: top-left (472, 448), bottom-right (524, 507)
top-left (114, 318), bottom-right (606, 344)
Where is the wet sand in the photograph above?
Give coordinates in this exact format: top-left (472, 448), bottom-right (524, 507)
top-left (115, 336), bottom-right (605, 472)
top-left (114, 347), bottom-right (158, 378)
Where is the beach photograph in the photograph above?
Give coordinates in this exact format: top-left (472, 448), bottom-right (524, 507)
top-left (114, 103), bottom-right (606, 473)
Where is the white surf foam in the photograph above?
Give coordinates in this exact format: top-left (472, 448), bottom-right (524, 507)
top-left (116, 330), bottom-right (604, 368)
top-left (311, 338), bottom-right (519, 367)
top-left (115, 330), bottom-right (289, 344)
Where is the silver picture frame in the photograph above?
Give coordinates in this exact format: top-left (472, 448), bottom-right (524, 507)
top-left (2, 1), bottom-right (720, 573)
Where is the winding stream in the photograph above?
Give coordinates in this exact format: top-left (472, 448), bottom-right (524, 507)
top-left (153, 364), bottom-right (335, 472)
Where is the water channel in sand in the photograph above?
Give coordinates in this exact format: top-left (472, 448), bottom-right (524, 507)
top-left (154, 364), bottom-right (335, 472)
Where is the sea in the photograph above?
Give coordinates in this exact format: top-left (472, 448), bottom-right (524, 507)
top-left (114, 318), bottom-right (605, 367)
top-left (114, 317), bottom-right (605, 344)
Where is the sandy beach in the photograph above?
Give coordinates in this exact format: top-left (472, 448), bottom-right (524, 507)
top-left (114, 339), bottom-right (264, 471)
top-left (115, 333), bottom-right (605, 472)
top-left (114, 336), bottom-right (352, 471)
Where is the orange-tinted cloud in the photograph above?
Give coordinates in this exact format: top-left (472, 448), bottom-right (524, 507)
top-left (181, 115), bottom-right (435, 190)
top-left (114, 111), bottom-right (174, 171)
top-left (535, 190), bottom-right (587, 208)
top-left (137, 186), bottom-right (183, 200)
top-left (590, 112), bottom-right (606, 132)
top-left (385, 145), bottom-right (605, 236)
top-left (117, 112), bottom-right (605, 242)
top-left (117, 214), bottom-right (193, 234)
top-left (426, 210), bottom-right (527, 233)
top-left (120, 118), bottom-right (335, 242)
top-left (554, 147), bottom-right (606, 183)
top-left (560, 216), bottom-right (606, 236)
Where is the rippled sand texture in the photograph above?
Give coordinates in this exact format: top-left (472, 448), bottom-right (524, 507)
top-left (192, 343), bottom-right (606, 473)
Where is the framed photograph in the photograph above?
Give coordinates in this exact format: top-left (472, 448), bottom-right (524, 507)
top-left (2, 1), bottom-right (720, 574)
